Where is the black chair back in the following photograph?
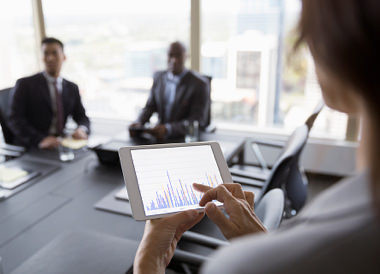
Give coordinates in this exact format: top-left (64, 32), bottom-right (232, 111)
top-left (0, 88), bottom-right (15, 144)
top-left (202, 75), bottom-right (212, 127)
top-left (305, 100), bottom-right (324, 130)
top-left (258, 124), bottom-right (309, 212)
top-left (254, 101), bottom-right (324, 214)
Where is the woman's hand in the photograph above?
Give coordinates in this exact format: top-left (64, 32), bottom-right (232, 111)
top-left (134, 210), bottom-right (204, 274)
top-left (193, 183), bottom-right (267, 240)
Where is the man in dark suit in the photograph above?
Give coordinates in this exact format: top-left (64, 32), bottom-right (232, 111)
top-left (129, 41), bottom-right (209, 139)
top-left (9, 37), bottom-right (90, 149)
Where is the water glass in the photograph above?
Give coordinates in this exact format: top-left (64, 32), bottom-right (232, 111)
top-left (185, 120), bottom-right (199, 143)
top-left (58, 145), bottom-right (75, 162)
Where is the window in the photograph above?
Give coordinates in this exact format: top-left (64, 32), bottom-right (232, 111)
top-left (202, 0), bottom-right (279, 127)
top-left (202, 0), bottom-right (348, 139)
top-left (43, 0), bottom-right (190, 120)
top-left (8, 0), bottom-right (351, 141)
top-left (278, 0), bottom-right (348, 139)
top-left (236, 51), bottom-right (261, 90)
top-left (0, 0), bottom-right (38, 89)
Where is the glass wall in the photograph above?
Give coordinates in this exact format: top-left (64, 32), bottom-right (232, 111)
top-left (43, 0), bottom-right (190, 120)
top-left (277, 0), bottom-right (347, 139)
top-left (201, 0), bottom-right (279, 127)
top-left (201, 0), bottom-right (347, 139)
top-left (0, 0), bottom-right (38, 89)
top-left (1, 0), bottom-right (349, 140)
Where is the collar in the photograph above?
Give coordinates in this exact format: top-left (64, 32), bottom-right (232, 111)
top-left (43, 71), bottom-right (63, 85)
top-left (167, 69), bottom-right (188, 83)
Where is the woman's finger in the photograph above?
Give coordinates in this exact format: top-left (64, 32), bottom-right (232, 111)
top-left (165, 209), bottom-right (200, 226)
top-left (222, 183), bottom-right (245, 199)
top-left (194, 183), bottom-right (245, 200)
top-left (193, 183), bottom-right (212, 193)
top-left (244, 191), bottom-right (254, 208)
top-left (198, 184), bottom-right (234, 206)
top-left (204, 202), bottom-right (235, 238)
top-left (176, 211), bottom-right (205, 238)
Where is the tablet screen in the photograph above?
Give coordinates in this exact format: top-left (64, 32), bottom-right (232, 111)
top-left (131, 145), bottom-right (223, 216)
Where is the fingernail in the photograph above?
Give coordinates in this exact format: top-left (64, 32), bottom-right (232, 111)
top-left (207, 203), bottom-right (216, 212)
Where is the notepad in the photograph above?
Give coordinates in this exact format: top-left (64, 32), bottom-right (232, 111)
top-left (0, 166), bottom-right (28, 183)
top-left (0, 168), bottom-right (40, 190)
top-left (62, 138), bottom-right (88, 150)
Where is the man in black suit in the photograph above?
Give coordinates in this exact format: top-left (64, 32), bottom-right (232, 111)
top-left (9, 37), bottom-right (90, 149)
top-left (129, 41), bottom-right (209, 140)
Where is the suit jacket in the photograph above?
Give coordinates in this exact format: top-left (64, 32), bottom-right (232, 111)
top-left (9, 72), bottom-right (90, 147)
top-left (202, 172), bottom-right (380, 274)
top-left (137, 70), bottom-right (209, 138)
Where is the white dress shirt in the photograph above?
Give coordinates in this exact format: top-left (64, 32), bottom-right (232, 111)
top-left (164, 69), bottom-right (187, 135)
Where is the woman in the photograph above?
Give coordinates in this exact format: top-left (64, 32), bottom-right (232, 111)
top-left (134, 1), bottom-right (380, 273)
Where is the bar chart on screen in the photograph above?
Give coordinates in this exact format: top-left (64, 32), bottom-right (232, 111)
top-left (131, 145), bottom-right (223, 216)
top-left (147, 171), bottom-right (220, 211)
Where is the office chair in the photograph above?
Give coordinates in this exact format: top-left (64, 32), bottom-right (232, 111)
top-left (175, 188), bottom-right (285, 268)
top-left (0, 88), bottom-right (24, 158)
top-left (255, 188), bottom-right (284, 231)
top-left (226, 101), bottom-right (324, 216)
top-left (201, 75), bottom-right (217, 133)
top-left (0, 88), bottom-right (15, 144)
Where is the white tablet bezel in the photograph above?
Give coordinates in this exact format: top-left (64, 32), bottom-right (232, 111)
top-left (118, 141), bottom-right (232, 220)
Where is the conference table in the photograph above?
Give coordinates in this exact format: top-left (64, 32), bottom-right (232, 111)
top-left (0, 120), bottom-right (246, 273)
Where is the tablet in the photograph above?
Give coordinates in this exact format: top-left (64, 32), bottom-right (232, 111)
top-left (119, 142), bottom-right (232, 220)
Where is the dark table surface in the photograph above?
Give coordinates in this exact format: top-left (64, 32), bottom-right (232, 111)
top-left (0, 121), bottom-right (245, 273)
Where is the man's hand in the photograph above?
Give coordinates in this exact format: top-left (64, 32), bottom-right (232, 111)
top-left (38, 136), bottom-right (61, 149)
top-left (193, 183), bottom-right (267, 240)
top-left (148, 124), bottom-right (167, 140)
top-left (72, 127), bottom-right (88, 140)
top-left (129, 122), bottom-right (142, 137)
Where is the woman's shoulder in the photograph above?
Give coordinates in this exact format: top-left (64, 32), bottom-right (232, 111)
top-left (202, 172), bottom-right (380, 274)
top-left (203, 217), bottom-right (379, 274)
top-left (298, 172), bottom-right (372, 219)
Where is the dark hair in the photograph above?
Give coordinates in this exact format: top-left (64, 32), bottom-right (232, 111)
top-left (169, 41), bottom-right (186, 53)
top-left (296, 0), bottom-right (380, 211)
top-left (41, 37), bottom-right (64, 50)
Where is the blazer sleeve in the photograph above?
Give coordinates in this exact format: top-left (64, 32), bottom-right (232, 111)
top-left (71, 84), bottom-right (91, 134)
top-left (9, 79), bottom-right (46, 147)
top-left (137, 74), bottom-right (159, 124)
top-left (167, 78), bottom-right (209, 138)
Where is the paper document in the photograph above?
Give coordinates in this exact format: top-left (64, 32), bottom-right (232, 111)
top-left (62, 138), bottom-right (88, 149)
top-left (0, 166), bottom-right (28, 183)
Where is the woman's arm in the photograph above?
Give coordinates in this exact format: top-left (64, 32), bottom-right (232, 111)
top-left (134, 183), bottom-right (265, 273)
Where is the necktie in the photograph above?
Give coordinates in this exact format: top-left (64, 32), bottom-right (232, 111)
top-left (53, 80), bottom-right (64, 136)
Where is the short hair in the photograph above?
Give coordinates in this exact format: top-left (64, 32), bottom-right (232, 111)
top-left (41, 37), bottom-right (64, 50)
top-left (169, 41), bottom-right (186, 54)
